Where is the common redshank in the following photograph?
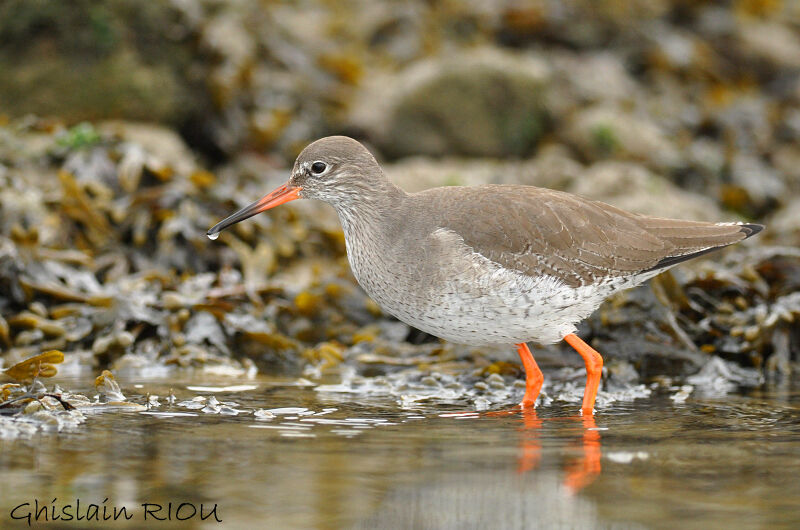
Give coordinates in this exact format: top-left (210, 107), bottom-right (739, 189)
top-left (208, 136), bottom-right (763, 414)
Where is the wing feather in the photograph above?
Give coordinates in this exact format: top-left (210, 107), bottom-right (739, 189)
top-left (416, 185), bottom-right (754, 288)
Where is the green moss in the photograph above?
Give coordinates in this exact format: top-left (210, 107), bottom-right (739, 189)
top-left (443, 173), bottom-right (463, 187)
top-left (56, 122), bottom-right (101, 150)
top-left (590, 123), bottom-right (619, 155)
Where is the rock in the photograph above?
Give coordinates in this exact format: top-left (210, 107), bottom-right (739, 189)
top-left (587, 283), bottom-right (707, 378)
top-left (767, 197), bottom-right (800, 243)
top-left (385, 148), bottom-right (726, 223)
top-left (98, 122), bottom-right (198, 177)
top-left (779, 108), bottom-right (800, 143)
top-left (551, 52), bottom-right (638, 104)
top-left (696, 6), bottom-right (737, 38)
top-left (712, 95), bottom-right (773, 153)
top-left (647, 25), bottom-right (706, 72)
top-left (772, 145), bottom-right (800, 192)
top-left (385, 158), bottom-right (507, 193)
top-left (384, 144), bottom-right (583, 193)
top-left (569, 161), bottom-right (725, 221)
top-left (564, 104), bottom-right (681, 171)
top-left (516, 144), bottom-right (586, 189)
top-left (723, 153), bottom-right (786, 217)
top-left (737, 20), bottom-right (800, 69)
top-left (351, 49), bottom-right (551, 158)
top-left (687, 138), bottom-right (726, 178)
top-left (0, 0), bottom-right (209, 126)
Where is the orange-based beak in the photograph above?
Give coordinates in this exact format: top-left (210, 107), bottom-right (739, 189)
top-left (207, 183), bottom-right (301, 239)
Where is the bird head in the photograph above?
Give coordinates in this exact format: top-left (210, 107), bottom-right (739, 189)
top-left (207, 136), bottom-right (383, 238)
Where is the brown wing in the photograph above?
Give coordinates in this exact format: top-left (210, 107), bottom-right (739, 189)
top-left (420, 185), bottom-right (760, 288)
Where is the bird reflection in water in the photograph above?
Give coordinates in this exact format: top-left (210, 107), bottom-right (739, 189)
top-left (501, 409), bottom-right (603, 493)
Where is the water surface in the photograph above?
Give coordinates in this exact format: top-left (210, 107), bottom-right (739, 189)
top-left (1, 374), bottom-right (799, 529)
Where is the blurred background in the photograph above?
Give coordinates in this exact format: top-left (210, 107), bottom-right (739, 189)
top-left (1, 0), bottom-right (797, 377)
top-left (2, 2), bottom-right (800, 528)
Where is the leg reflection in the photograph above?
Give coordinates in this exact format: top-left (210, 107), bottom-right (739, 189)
top-left (563, 415), bottom-right (602, 493)
top-left (512, 411), bottom-right (602, 493)
top-left (517, 408), bottom-right (542, 473)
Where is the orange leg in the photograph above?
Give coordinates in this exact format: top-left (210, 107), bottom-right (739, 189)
top-left (515, 342), bottom-right (544, 408)
top-left (563, 333), bottom-right (603, 415)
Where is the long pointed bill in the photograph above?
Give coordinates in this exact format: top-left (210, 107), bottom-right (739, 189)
top-left (207, 183), bottom-right (301, 239)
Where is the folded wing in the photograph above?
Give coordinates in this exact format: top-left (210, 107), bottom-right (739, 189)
top-left (426, 185), bottom-right (761, 288)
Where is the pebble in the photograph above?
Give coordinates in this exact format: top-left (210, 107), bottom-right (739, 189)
top-left (420, 376), bottom-right (439, 387)
top-left (486, 373), bottom-right (506, 388)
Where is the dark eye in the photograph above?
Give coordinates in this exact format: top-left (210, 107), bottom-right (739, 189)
top-left (310, 161), bottom-right (327, 174)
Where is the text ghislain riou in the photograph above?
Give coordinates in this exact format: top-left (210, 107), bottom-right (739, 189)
top-left (9, 498), bottom-right (222, 525)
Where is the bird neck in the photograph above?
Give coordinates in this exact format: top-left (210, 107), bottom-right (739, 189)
top-left (332, 180), bottom-right (407, 240)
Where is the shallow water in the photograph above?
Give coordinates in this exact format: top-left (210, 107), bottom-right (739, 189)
top-left (1, 373), bottom-right (799, 529)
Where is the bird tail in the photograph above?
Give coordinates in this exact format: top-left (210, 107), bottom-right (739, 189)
top-left (643, 221), bottom-right (764, 272)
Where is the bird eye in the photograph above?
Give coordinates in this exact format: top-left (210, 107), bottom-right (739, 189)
top-left (310, 161), bottom-right (327, 174)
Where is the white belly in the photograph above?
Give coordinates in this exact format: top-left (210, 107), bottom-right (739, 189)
top-left (369, 260), bottom-right (627, 346)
